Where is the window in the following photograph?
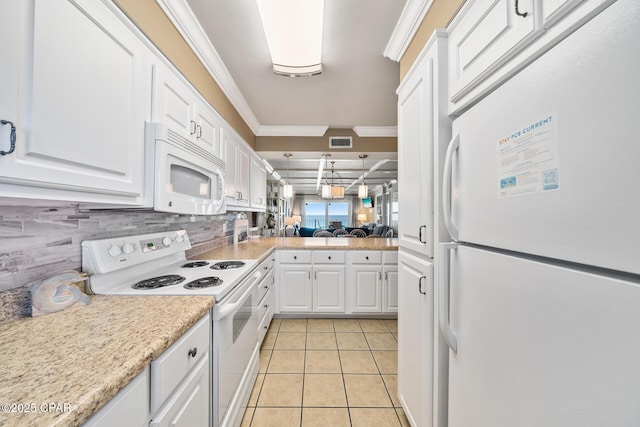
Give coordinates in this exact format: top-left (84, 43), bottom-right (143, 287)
top-left (304, 200), bottom-right (351, 228)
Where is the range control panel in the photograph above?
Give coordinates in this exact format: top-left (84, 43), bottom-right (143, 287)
top-left (81, 230), bottom-right (191, 274)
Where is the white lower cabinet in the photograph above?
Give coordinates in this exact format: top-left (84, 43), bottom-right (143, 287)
top-left (82, 368), bottom-right (149, 427)
top-left (398, 251), bottom-right (434, 427)
top-left (347, 251), bottom-right (398, 314)
top-left (277, 250), bottom-right (345, 314)
top-left (257, 253), bottom-right (276, 343)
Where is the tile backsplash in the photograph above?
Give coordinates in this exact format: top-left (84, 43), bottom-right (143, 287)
top-left (0, 199), bottom-right (236, 292)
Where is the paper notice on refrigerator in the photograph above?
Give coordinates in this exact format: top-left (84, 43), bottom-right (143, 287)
top-left (497, 114), bottom-right (559, 199)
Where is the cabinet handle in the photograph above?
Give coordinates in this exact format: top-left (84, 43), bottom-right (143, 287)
top-left (190, 120), bottom-right (197, 135)
top-left (308, 271), bottom-right (311, 280)
top-left (385, 271), bottom-right (388, 281)
top-left (379, 271), bottom-right (382, 281)
top-left (264, 265), bottom-right (268, 270)
top-left (188, 347), bottom-right (198, 358)
top-left (264, 325), bottom-right (269, 329)
top-left (293, 256), bottom-right (297, 260)
top-left (514, 0), bottom-right (528, 17)
top-left (328, 256), bottom-right (332, 260)
top-left (418, 276), bottom-right (427, 295)
top-left (365, 256), bottom-right (369, 260)
top-left (264, 285), bottom-right (269, 289)
top-left (0, 120), bottom-right (16, 156)
top-left (197, 124), bottom-right (202, 138)
top-left (419, 225), bottom-right (427, 244)
top-left (264, 304), bottom-right (269, 308)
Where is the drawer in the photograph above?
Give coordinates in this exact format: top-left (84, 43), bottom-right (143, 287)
top-left (312, 251), bottom-right (345, 264)
top-left (349, 251), bottom-right (382, 264)
top-left (150, 313), bottom-right (210, 414)
top-left (258, 287), bottom-right (274, 324)
top-left (382, 251), bottom-right (398, 264)
top-left (257, 269), bottom-right (274, 302)
top-left (258, 304), bottom-right (274, 344)
top-left (279, 250), bottom-right (312, 264)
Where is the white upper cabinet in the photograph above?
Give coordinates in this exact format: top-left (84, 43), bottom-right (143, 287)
top-left (448, 0), bottom-right (543, 109)
top-left (447, 0), bottom-right (615, 113)
top-left (223, 128), bottom-right (250, 209)
top-left (152, 63), bottom-right (223, 162)
top-left (250, 155), bottom-right (267, 210)
top-left (0, 0), bottom-right (153, 204)
top-left (397, 32), bottom-right (450, 259)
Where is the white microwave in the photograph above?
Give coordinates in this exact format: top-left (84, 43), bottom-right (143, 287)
top-left (146, 123), bottom-right (226, 215)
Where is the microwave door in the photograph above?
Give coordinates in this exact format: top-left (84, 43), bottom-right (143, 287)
top-left (154, 141), bottom-right (225, 215)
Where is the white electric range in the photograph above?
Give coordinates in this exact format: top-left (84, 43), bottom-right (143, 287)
top-left (81, 230), bottom-right (262, 427)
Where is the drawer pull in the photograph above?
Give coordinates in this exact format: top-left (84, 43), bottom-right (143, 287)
top-left (264, 265), bottom-right (268, 270)
top-left (264, 325), bottom-right (269, 329)
top-left (264, 304), bottom-right (269, 308)
top-left (264, 285), bottom-right (269, 289)
top-left (328, 256), bottom-right (332, 260)
top-left (0, 120), bottom-right (16, 156)
top-left (293, 256), bottom-right (297, 260)
top-left (366, 256), bottom-right (369, 260)
top-left (188, 347), bottom-right (198, 358)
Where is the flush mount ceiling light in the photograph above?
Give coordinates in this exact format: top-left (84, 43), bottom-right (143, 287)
top-left (283, 153), bottom-right (293, 199)
top-left (256, 0), bottom-right (324, 77)
top-left (358, 154), bottom-right (368, 198)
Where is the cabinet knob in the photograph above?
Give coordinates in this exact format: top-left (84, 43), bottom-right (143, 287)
top-left (264, 325), bottom-right (269, 329)
top-left (264, 265), bottom-right (268, 270)
top-left (328, 256), bottom-right (332, 260)
top-left (293, 256), bottom-right (297, 260)
top-left (188, 347), bottom-right (198, 358)
top-left (264, 304), bottom-right (269, 308)
top-left (366, 256), bottom-right (369, 260)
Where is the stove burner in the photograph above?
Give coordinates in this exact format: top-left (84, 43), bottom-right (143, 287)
top-left (182, 261), bottom-right (210, 268)
top-left (132, 274), bottom-right (185, 289)
top-left (184, 276), bottom-right (223, 289)
top-left (210, 261), bottom-right (246, 270)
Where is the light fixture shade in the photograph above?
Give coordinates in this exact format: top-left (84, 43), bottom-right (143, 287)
top-left (322, 183), bottom-right (332, 198)
top-left (256, 0), bottom-right (324, 77)
top-left (284, 217), bottom-right (296, 226)
top-left (283, 183), bottom-right (293, 199)
top-left (357, 213), bottom-right (367, 222)
top-left (331, 186), bottom-right (344, 199)
top-left (358, 184), bottom-right (368, 198)
top-left (292, 215), bottom-right (302, 224)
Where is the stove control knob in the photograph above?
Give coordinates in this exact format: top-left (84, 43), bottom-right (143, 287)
top-left (108, 245), bottom-right (122, 257)
top-left (122, 243), bottom-right (135, 255)
top-left (175, 235), bottom-right (184, 243)
top-left (162, 237), bottom-right (172, 247)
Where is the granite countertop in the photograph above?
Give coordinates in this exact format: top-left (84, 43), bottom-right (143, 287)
top-left (194, 237), bottom-right (399, 261)
top-left (0, 295), bottom-right (214, 427)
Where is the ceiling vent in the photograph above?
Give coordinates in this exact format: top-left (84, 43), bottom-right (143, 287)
top-left (329, 136), bottom-right (353, 149)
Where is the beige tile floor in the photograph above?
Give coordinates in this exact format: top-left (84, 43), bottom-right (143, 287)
top-left (241, 318), bottom-right (410, 427)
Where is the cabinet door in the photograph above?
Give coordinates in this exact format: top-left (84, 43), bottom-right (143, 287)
top-left (313, 266), bottom-right (345, 313)
top-left (0, 0), bottom-right (150, 203)
top-left (250, 155), bottom-right (267, 210)
top-left (150, 353), bottom-right (209, 427)
top-left (382, 265), bottom-right (398, 313)
top-left (223, 129), bottom-right (238, 202)
top-left (279, 265), bottom-right (312, 312)
top-left (236, 145), bottom-right (251, 206)
top-left (0, 0), bottom-right (20, 158)
top-left (398, 251), bottom-right (433, 427)
top-left (194, 99), bottom-right (222, 160)
top-left (349, 265), bottom-right (382, 313)
top-left (153, 64), bottom-right (197, 141)
top-left (448, 0), bottom-right (543, 104)
top-left (397, 54), bottom-right (434, 258)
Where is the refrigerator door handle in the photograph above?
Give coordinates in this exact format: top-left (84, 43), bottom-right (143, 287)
top-left (442, 134), bottom-right (460, 242)
top-left (440, 242), bottom-right (459, 353)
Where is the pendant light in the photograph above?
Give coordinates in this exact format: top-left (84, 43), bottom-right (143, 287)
top-left (358, 154), bottom-right (368, 198)
top-left (283, 153), bottom-right (293, 199)
top-left (321, 155), bottom-right (332, 198)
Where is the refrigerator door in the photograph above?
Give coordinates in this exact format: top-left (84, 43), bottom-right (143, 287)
top-left (445, 245), bottom-right (640, 427)
top-left (445, 0), bottom-right (640, 275)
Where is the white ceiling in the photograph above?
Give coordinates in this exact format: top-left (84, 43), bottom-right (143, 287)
top-left (183, 0), bottom-right (406, 195)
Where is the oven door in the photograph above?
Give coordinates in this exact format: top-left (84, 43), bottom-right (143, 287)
top-left (154, 139), bottom-right (225, 215)
top-left (214, 269), bottom-right (261, 425)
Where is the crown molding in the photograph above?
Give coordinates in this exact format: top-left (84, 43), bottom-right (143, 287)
top-left (384, 0), bottom-right (435, 62)
top-left (353, 126), bottom-right (398, 137)
top-left (256, 126), bottom-right (329, 137)
top-left (155, 0), bottom-right (261, 134)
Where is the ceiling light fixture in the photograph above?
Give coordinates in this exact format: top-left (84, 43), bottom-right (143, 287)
top-left (358, 154), bottom-right (368, 198)
top-left (322, 161), bottom-right (344, 199)
top-left (256, 0), bottom-right (324, 77)
top-left (283, 153), bottom-right (293, 199)
top-left (316, 154), bottom-right (327, 192)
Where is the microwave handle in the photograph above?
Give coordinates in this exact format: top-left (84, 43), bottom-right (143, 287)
top-left (215, 170), bottom-right (226, 207)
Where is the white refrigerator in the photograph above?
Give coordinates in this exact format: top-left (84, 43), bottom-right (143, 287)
top-left (440, 0), bottom-right (640, 426)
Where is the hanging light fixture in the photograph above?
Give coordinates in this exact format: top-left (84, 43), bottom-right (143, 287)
top-left (321, 161), bottom-right (344, 199)
top-left (358, 154), bottom-right (368, 198)
top-left (321, 155), bottom-right (332, 198)
top-left (283, 153), bottom-right (293, 199)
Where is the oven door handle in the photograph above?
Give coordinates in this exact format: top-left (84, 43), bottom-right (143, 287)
top-left (217, 270), bottom-right (262, 320)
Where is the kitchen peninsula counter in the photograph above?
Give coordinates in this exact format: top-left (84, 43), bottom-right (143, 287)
top-left (194, 237), bottom-right (399, 261)
top-left (0, 295), bottom-right (214, 427)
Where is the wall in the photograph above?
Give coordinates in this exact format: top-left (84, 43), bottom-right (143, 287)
top-left (113, 0), bottom-right (256, 147)
top-left (0, 199), bottom-right (235, 293)
top-left (399, 0), bottom-right (466, 80)
top-left (256, 128), bottom-right (397, 153)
